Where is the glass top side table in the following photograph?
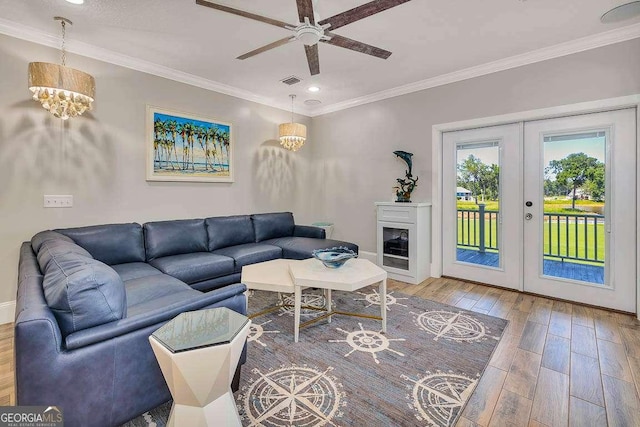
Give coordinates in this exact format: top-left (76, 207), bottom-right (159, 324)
top-left (152, 307), bottom-right (249, 353)
top-left (149, 307), bottom-right (251, 427)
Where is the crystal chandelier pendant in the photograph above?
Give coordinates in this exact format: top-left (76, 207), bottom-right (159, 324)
top-left (278, 95), bottom-right (306, 151)
top-left (28, 17), bottom-right (95, 120)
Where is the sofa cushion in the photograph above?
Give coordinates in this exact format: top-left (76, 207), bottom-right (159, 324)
top-left (57, 223), bottom-right (145, 265)
top-left (206, 215), bottom-right (255, 251)
top-left (64, 283), bottom-right (247, 350)
top-left (263, 237), bottom-right (359, 260)
top-left (293, 225), bottom-right (326, 239)
top-left (148, 252), bottom-right (235, 285)
top-left (144, 219), bottom-right (208, 261)
top-left (31, 230), bottom-right (74, 253)
top-left (251, 212), bottom-right (295, 242)
top-left (111, 262), bottom-right (163, 282)
top-left (212, 243), bottom-right (283, 273)
top-left (36, 239), bottom-right (93, 272)
top-left (124, 273), bottom-right (191, 308)
top-left (39, 240), bottom-right (126, 337)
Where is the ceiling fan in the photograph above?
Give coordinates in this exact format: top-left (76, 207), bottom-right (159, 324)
top-left (195, 0), bottom-right (412, 75)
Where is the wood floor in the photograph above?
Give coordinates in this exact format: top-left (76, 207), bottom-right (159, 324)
top-left (1, 278), bottom-right (639, 426)
top-left (387, 277), bottom-right (640, 427)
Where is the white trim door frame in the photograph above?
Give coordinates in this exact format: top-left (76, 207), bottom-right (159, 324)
top-left (431, 94), bottom-right (640, 316)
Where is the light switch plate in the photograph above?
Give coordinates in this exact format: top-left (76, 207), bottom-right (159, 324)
top-left (44, 195), bottom-right (73, 208)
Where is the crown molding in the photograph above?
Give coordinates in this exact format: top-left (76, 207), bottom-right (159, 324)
top-left (309, 22), bottom-right (640, 117)
top-left (1, 18), bottom-right (638, 118)
top-left (0, 18), bottom-right (312, 116)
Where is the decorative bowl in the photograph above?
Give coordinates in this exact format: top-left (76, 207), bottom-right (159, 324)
top-left (312, 247), bottom-right (358, 269)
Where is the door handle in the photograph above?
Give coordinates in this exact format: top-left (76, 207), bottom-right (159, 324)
top-left (525, 213), bottom-right (533, 220)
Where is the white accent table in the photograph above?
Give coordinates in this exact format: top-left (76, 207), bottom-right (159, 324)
top-left (149, 307), bottom-right (250, 427)
top-left (241, 258), bottom-right (295, 294)
top-left (241, 259), bottom-right (329, 339)
top-left (289, 258), bottom-right (388, 342)
top-left (241, 258), bottom-right (300, 318)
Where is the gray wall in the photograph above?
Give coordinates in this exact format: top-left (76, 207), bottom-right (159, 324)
top-left (1, 33), bottom-right (639, 307)
top-left (0, 34), bottom-right (315, 304)
top-left (311, 38), bottom-right (640, 253)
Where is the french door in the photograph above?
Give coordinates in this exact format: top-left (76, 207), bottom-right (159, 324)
top-left (442, 124), bottom-right (522, 290)
top-left (523, 110), bottom-right (636, 311)
top-left (442, 109), bottom-right (637, 312)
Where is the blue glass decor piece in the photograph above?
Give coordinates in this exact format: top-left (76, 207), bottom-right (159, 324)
top-left (312, 247), bottom-right (358, 268)
top-left (393, 150), bottom-right (418, 202)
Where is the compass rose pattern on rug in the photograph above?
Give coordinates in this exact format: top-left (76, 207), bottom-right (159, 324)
top-left (247, 320), bottom-right (280, 347)
top-left (279, 293), bottom-right (328, 317)
top-left (237, 364), bottom-right (345, 427)
top-left (401, 370), bottom-right (478, 427)
top-left (328, 322), bottom-right (405, 364)
top-left (126, 286), bottom-right (508, 427)
top-left (412, 310), bottom-right (500, 342)
top-left (353, 289), bottom-right (409, 311)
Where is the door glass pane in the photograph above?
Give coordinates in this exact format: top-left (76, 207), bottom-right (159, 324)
top-left (382, 227), bottom-right (409, 270)
top-left (542, 131), bottom-right (606, 285)
top-left (456, 141), bottom-right (500, 267)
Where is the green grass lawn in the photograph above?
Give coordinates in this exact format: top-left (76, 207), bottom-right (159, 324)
top-left (457, 199), bottom-right (604, 215)
top-left (457, 217), bottom-right (605, 264)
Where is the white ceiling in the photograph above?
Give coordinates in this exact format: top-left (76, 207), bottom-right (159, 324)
top-left (0, 0), bottom-right (639, 116)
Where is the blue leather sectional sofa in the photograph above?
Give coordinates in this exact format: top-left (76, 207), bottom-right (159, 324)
top-left (15, 212), bottom-right (357, 427)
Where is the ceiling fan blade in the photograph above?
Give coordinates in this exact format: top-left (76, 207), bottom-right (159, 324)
top-left (304, 44), bottom-right (320, 75)
top-left (322, 32), bottom-right (391, 59)
top-left (196, 0), bottom-right (294, 29)
top-left (296, 0), bottom-right (315, 25)
top-left (318, 0), bottom-right (412, 31)
top-left (237, 37), bottom-right (295, 60)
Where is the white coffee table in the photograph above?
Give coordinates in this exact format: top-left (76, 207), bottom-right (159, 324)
top-left (242, 258), bottom-right (387, 342)
top-left (289, 258), bottom-right (388, 342)
top-left (241, 259), bottom-right (329, 333)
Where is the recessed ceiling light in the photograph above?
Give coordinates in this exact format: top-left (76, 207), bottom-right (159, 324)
top-left (308, 86), bottom-right (320, 93)
top-left (65, 0), bottom-right (85, 4)
top-left (601, 1), bottom-right (640, 23)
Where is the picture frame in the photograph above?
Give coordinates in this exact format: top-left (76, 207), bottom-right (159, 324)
top-left (146, 106), bottom-right (234, 182)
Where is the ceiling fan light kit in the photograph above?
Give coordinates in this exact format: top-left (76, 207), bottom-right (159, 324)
top-left (289, 17), bottom-right (331, 46)
top-left (196, 0), bottom-right (409, 75)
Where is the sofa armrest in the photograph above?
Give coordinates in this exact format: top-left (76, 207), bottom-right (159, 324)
top-left (293, 225), bottom-right (326, 239)
top-left (65, 283), bottom-right (247, 350)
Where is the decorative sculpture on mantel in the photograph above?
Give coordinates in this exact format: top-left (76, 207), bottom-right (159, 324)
top-left (393, 150), bottom-right (418, 203)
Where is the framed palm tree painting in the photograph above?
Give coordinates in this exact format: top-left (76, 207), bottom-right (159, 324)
top-left (146, 106), bottom-right (233, 182)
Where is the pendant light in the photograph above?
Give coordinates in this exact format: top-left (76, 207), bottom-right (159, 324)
top-left (279, 95), bottom-right (307, 152)
top-left (28, 17), bottom-right (95, 120)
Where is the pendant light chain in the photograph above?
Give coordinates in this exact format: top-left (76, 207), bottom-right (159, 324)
top-left (54, 17), bottom-right (73, 66)
top-left (60, 19), bottom-right (67, 66)
top-left (290, 94), bottom-right (296, 124)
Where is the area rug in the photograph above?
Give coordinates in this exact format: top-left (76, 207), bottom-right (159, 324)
top-left (123, 286), bottom-right (508, 426)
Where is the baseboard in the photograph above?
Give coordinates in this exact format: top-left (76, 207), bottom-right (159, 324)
top-left (359, 251), bottom-right (378, 264)
top-left (0, 301), bottom-right (15, 325)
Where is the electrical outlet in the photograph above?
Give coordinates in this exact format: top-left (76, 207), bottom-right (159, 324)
top-left (44, 195), bottom-right (73, 208)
